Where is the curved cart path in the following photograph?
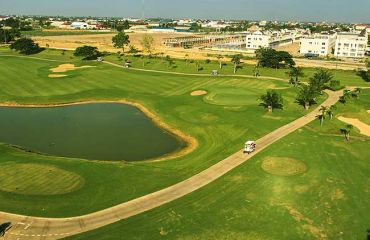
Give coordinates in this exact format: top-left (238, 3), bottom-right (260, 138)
top-left (0, 89), bottom-right (345, 240)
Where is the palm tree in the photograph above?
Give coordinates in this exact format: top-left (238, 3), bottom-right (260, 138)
top-left (0, 222), bottom-right (12, 237)
top-left (253, 63), bottom-right (260, 77)
top-left (296, 85), bottom-right (318, 110)
top-left (351, 87), bottom-right (362, 99)
top-left (259, 90), bottom-right (284, 112)
top-left (327, 105), bottom-right (337, 120)
top-left (340, 124), bottom-right (353, 141)
top-left (316, 114), bottom-right (326, 126)
top-left (231, 55), bottom-right (241, 74)
top-left (217, 55), bottom-right (224, 69)
top-left (316, 106), bottom-right (328, 126)
top-left (286, 66), bottom-right (304, 87)
top-left (339, 90), bottom-right (351, 104)
top-left (184, 54), bottom-right (189, 66)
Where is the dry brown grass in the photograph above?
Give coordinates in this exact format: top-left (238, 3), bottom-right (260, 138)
top-left (261, 157), bottom-right (307, 176)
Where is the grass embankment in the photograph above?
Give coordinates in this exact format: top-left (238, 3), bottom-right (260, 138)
top-left (68, 90), bottom-right (370, 240)
top-left (0, 48), bottom-right (327, 217)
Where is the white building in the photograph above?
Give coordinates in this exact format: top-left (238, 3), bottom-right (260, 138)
top-left (299, 33), bottom-right (336, 56)
top-left (334, 32), bottom-right (368, 58)
top-left (70, 22), bottom-right (89, 29)
top-left (245, 31), bottom-right (270, 50)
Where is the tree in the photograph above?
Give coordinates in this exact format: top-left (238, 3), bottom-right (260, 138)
top-left (316, 106), bottom-right (328, 126)
top-left (165, 55), bottom-right (175, 68)
top-left (184, 54), bottom-right (189, 66)
top-left (0, 222), bottom-right (12, 237)
top-left (195, 61), bottom-right (203, 72)
top-left (253, 63), bottom-right (260, 77)
top-left (259, 90), bottom-right (284, 112)
top-left (340, 124), bottom-right (353, 141)
top-left (141, 34), bottom-right (154, 55)
top-left (357, 70), bottom-right (370, 82)
top-left (127, 45), bottom-right (139, 54)
top-left (309, 69), bottom-right (333, 94)
top-left (112, 31), bottom-right (130, 53)
top-left (0, 28), bottom-right (21, 43)
top-left (217, 55), bottom-right (224, 69)
top-left (73, 45), bottom-right (100, 60)
top-left (296, 84), bottom-right (318, 110)
top-left (10, 38), bottom-right (42, 55)
top-left (286, 66), bottom-right (304, 87)
top-left (231, 54), bottom-right (241, 74)
top-left (256, 48), bottom-right (295, 69)
top-left (351, 88), bottom-right (362, 99)
top-left (327, 105), bottom-right (337, 120)
top-left (339, 90), bottom-right (352, 104)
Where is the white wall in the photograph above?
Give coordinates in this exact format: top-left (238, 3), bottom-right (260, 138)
top-left (334, 33), bottom-right (368, 58)
top-left (245, 31), bottom-right (270, 50)
top-left (299, 34), bottom-right (336, 56)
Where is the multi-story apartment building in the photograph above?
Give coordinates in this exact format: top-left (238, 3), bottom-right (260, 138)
top-left (245, 31), bottom-right (270, 50)
top-left (299, 33), bottom-right (336, 56)
top-left (334, 32), bottom-right (368, 58)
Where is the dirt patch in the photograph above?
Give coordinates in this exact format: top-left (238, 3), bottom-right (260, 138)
top-left (331, 189), bottom-right (345, 201)
top-left (48, 74), bottom-right (67, 78)
top-left (279, 203), bottom-right (327, 240)
top-left (50, 64), bottom-right (95, 73)
top-left (337, 116), bottom-right (370, 137)
top-left (261, 157), bottom-right (307, 176)
top-left (190, 90), bottom-right (207, 96)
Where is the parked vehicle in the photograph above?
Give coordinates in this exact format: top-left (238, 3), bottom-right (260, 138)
top-left (244, 140), bottom-right (256, 154)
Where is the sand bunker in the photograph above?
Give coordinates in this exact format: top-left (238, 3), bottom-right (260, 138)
top-left (261, 157), bottom-right (307, 176)
top-left (190, 90), bottom-right (207, 96)
top-left (48, 74), bottom-right (67, 78)
top-left (367, 110), bottom-right (370, 114)
top-left (50, 64), bottom-right (95, 73)
top-left (337, 116), bottom-right (370, 137)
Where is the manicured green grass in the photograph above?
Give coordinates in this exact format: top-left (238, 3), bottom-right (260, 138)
top-left (0, 163), bottom-right (84, 195)
top-left (68, 89), bottom-right (370, 240)
top-left (0, 49), bottom-right (319, 217)
top-left (0, 48), bottom-right (368, 240)
top-left (104, 53), bottom-right (370, 87)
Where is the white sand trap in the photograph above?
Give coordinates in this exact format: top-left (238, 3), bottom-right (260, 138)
top-left (50, 64), bottom-right (95, 73)
top-left (338, 116), bottom-right (370, 137)
top-left (48, 74), bottom-right (67, 78)
top-left (191, 90), bottom-right (207, 96)
top-left (367, 110), bottom-right (370, 114)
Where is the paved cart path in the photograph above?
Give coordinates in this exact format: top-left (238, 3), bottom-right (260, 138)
top-left (0, 89), bottom-right (345, 240)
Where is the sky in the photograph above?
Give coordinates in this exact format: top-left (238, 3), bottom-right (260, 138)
top-left (1, 0), bottom-right (369, 23)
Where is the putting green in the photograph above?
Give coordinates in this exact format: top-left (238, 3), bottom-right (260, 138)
top-left (0, 163), bottom-right (84, 195)
top-left (203, 88), bottom-right (259, 106)
top-left (261, 157), bottom-right (307, 176)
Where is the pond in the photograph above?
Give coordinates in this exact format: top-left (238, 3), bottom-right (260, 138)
top-left (0, 103), bottom-right (184, 161)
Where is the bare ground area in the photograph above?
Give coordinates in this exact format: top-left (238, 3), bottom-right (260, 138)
top-left (190, 90), bottom-right (208, 96)
top-left (337, 116), bottom-right (370, 137)
top-left (50, 64), bottom-right (95, 73)
top-left (48, 74), bottom-right (67, 78)
top-left (33, 32), bottom-right (226, 60)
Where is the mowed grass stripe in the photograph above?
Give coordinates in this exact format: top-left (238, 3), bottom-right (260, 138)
top-left (0, 163), bottom-right (84, 195)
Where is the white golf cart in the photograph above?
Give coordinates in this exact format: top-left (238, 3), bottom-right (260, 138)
top-left (244, 140), bottom-right (256, 154)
